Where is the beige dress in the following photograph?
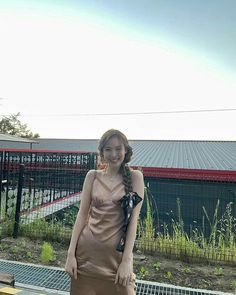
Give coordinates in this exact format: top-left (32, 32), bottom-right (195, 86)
top-left (70, 171), bottom-right (136, 295)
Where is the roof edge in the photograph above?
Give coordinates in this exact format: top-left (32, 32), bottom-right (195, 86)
top-left (0, 148), bottom-right (95, 154)
top-left (137, 167), bottom-right (236, 182)
top-left (36, 138), bottom-right (236, 143)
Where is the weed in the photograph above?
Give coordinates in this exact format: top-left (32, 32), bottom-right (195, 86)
top-left (165, 271), bottom-right (173, 280)
top-left (231, 280), bottom-right (236, 289)
top-left (11, 245), bottom-right (21, 255)
top-left (18, 239), bottom-right (26, 248)
top-left (40, 242), bottom-right (55, 263)
top-left (182, 267), bottom-right (191, 274)
top-left (26, 251), bottom-right (33, 258)
top-left (153, 261), bottom-right (161, 271)
top-left (213, 267), bottom-right (224, 276)
top-left (138, 266), bottom-right (149, 279)
top-left (0, 242), bottom-right (8, 251)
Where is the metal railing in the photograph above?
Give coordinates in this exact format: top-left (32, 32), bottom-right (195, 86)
top-left (1, 148), bottom-right (236, 264)
top-left (0, 149), bottom-right (97, 239)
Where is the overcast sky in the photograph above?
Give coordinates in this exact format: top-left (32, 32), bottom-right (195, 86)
top-left (0, 0), bottom-right (236, 140)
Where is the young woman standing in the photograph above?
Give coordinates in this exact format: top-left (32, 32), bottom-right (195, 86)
top-left (65, 129), bottom-right (144, 295)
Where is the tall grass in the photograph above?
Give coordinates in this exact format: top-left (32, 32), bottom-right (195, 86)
top-left (0, 191), bottom-right (79, 242)
top-left (136, 188), bottom-right (236, 264)
top-left (137, 186), bottom-right (156, 251)
top-left (19, 217), bottom-right (71, 243)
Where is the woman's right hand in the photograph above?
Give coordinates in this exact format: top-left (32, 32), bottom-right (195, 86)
top-left (65, 254), bottom-right (78, 280)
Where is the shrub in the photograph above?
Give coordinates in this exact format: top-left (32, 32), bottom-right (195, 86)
top-left (40, 242), bottom-right (55, 263)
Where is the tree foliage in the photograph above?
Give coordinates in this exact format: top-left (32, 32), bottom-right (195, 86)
top-left (0, 113), bottom-right (40, 138)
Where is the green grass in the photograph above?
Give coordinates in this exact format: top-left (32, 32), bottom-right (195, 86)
top-left (0, 188), bottom-right (79, 242)
top-left (2, 184), bottom-right (236, 265)
top-left (40, 242), bottom-right (55, 263)
top-left (19, 215), bottom-right (71, 243)
top-left (137, 187), bottom-right (236, 264)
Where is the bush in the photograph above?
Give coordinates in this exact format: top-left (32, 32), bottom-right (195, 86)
top-left (40, 242), bottom-right (55, 263)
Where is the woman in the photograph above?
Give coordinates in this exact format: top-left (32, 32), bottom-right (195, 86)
top-left (65, 129), bottom-right (144, 295)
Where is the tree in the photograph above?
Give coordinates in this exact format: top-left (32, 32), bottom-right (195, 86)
top-left (0, 113), bottom-right (40, 138)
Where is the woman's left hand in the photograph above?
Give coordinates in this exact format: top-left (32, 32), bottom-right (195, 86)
top-left (115, 260), bottom-right (133, 286)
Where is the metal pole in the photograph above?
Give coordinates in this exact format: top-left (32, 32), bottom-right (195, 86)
top-left (13, 164), bottom-right (24, 239)
top-left (0, 151), bottom-right (3, 219)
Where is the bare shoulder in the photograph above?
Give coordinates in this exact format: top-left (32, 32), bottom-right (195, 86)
top-left (82, 169), bottom-right (96, 192)
top-left (95, 169), bottom-right (104, 177)
top-left (131, 169), bottom-right (144, 182)
top-left (130, 169), bottom-right (144, 198)
top-left (85, 169), bottom-right (96, 181)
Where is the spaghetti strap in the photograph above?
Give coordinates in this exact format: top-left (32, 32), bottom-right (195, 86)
top-left (95, 175), bottom-right (123, 193)
top-left (94, 169), bottom-right (97, 179)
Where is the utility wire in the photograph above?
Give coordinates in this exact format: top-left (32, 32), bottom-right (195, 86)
top-left (1, 108), bottom-right (236, 117)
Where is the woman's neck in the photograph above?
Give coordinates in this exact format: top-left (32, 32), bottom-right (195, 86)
top-left (105, 166), bottom-right (120, 177)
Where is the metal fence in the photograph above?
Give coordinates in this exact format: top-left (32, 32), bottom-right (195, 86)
top-left (137, 174), bottom-right (236, 264)
top-left (143, 176), bottom-right (236, 232)
top-left (0, 149), bottom-right (97, 240)
top-left (1, 148), bottom-right (236, 263)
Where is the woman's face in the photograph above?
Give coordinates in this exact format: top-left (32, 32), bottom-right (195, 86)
top-left (102, 136), bottom-right (126, 168)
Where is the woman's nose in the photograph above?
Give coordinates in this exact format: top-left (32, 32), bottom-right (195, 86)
top-left (111, 150), bottom-right (117, 157)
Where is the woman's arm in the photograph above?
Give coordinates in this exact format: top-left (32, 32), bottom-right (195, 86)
top-left (65, 169), bottom-right (95, 278)
top-left (115, 169), bottom-right (144, 286)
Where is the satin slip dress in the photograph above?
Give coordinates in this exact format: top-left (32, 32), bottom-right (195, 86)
top-left (70, 170), bottom-right (136, 295)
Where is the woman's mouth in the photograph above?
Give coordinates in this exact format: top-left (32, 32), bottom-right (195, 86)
top-left (110, 158), bottom-right (119, 163)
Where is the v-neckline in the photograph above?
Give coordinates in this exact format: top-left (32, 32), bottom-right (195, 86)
top-left (95, 175), bottom-right (123, 193)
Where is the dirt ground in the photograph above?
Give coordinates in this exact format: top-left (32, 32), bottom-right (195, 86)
top-left (0, 237), bottom-right (236, 293)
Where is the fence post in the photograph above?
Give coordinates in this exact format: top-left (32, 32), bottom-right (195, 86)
top-left (13, 164), bottom-right (24, 239)
top-left (0, 151), bottom-right (3, 219)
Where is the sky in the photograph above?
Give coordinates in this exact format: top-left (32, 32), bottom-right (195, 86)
top-left (0, 0), bottom-right (236, 140)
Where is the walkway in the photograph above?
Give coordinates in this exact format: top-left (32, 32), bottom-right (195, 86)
top-left (0, 259), bottom-right (232, 295)
top-left (21, 193), bottom-right (80, 224)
